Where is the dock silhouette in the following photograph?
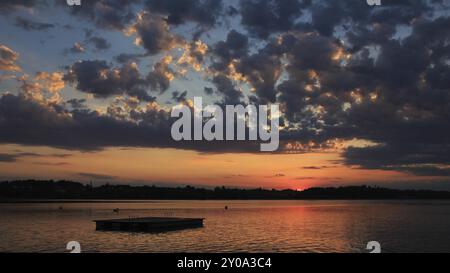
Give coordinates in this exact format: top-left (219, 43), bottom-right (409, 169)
top-left (94, 217), bottom-right (204, 232)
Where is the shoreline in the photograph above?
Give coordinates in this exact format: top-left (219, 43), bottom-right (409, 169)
top-left (3, 198), bottom-right (450, 204)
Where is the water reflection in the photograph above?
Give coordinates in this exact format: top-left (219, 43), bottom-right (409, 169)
top-left (0, 200), bottom-right (449, 253)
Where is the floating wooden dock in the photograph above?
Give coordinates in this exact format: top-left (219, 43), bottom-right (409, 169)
top-left (94, 217), bottom-right (204, 232)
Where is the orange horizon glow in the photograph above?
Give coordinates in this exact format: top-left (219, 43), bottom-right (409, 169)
top-left (0, 144), bottom-right (434, 190)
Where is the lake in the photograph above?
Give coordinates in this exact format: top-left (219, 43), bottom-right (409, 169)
top-left (1, 200), bottom-right (450, 253)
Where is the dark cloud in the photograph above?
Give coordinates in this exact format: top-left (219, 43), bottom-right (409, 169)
top-left (301, 166), bottom-right (332, 170)
top-left (145, 0), bottom-right (223, 27)
top-left (283, 33), bottom-right (340, 71)
top-left (294, 177), bottom-right (315, 180)
top-left (65, 60), bottom-right (154, 101)
top-left (265, 173), bottom-right (285, 178)
top-left (171, 90), bottom-right (188, 103)
top-left (210, 32), bottom-right (284, 104)
top-left (64, 0), bottom-right (140, 30)
top-left (33, 162), bottom-right (69, 166)
top-left (212, 30), bottom-right (249, 71)
top-left (309, 0), bottom-right (369, 37)
top-left (14, 16), bottom-right (54, 31)
top-left (84, 29), bottom-right (111, 51)
top-left (204, 87), bottom-right (214, 95)
top-left (223, 174), bottom-right (250, 179)
top-left (343, 143), bottom-right (450, 177)
top-left (308, 0), bottom-right (432, 38)
top-left (66, 98), bottom-right (86, 109)
top-left (0, 153), bottom-right (21, 162)
top-left (212, 75), bottom-right (243, 105)
top-left (0, 0), bottom-right (45, 13)
top-left (228, 2), bottom-right (450, 178)
top-left (0, 152), bottom-right (67, 162)
top-left (331, 15), bottom-right (450, 176)
top-left (0, 93), bottom-right (171, 150)
top-left (369, 0), bottom-right (432, 25)
top-left (372, 40), bottom-right (428, 90)
top-left (77, 172), bottom-right (117, 180)
top-left (65, 32), bottom-right (111, 54)
top-left (226, 5), bottom-right (239, 16)
top-left (65, 56), bottom-right (173, 100)
top-left (295, 176), bottom-right (342, 181)
top-left (114, 53), bottom-right (145, 64)
top-left (236, 49), bottom-right (282, 103)
top-left (397, 166), bottom-right (450, 177)
top-left (239, 0), bottom-right (309, 38)
top-left (146, 57), bottom-right (175, 93)
top-left (130, 12), bottom-right (181, 55)
top-left (0, 93), bottom-right (263, 153)
top-left (87, 36), bottom-right (111, 51)
top-left (277, 79), bottom-right (310, 121)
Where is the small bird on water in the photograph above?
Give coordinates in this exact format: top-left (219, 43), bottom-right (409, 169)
top-left (113, 208), bottom-right (120, 213)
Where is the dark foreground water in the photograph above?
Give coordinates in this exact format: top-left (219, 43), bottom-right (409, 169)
top-left (1, 200), bottom-right (450, 253)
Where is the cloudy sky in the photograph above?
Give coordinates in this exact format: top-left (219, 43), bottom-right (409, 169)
top-left (0, 0), bottom-right (450, 190)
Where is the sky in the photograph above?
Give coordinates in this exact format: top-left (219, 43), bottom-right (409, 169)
top-left (0, 0), bottom-right (450, 190)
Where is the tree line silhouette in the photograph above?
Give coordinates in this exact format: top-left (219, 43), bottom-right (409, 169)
top-left (1, 180), bottom-right (450, 200)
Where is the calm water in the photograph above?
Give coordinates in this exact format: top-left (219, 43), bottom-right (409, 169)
top-left (1, 200), bottom-right (450, 253)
